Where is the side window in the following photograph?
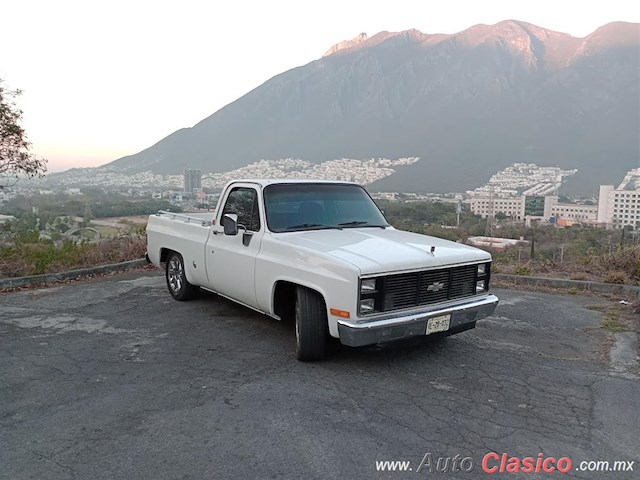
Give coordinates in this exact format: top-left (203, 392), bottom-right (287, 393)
top-left (221, 187), bottom-right (261, 231)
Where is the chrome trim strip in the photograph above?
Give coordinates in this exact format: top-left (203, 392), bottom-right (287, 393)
top-left (342, 294), bottom-right (499, 329)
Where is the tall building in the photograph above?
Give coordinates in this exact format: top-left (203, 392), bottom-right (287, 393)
top-left (597, 168), bottom-right (640, 230)
top-left (183, 169), bottom-right (202, 193)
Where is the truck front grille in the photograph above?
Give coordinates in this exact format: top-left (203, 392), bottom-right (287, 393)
top-left (381, 264), bottom-right (478, 312)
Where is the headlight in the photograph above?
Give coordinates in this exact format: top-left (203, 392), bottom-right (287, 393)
top-left (360, 298), bottom-right (375, 314)
top-left (361, 278), bottom-right (377, 293)
top-left (478, 263), bottom-right (486, 276)
top-left (476, 280), bottom-right (486, 292)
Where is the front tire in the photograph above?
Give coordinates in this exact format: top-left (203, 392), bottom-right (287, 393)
top-left (295, 286), bottom-right (328, 361)
top-left (165, 252), bottom-right (199, 301)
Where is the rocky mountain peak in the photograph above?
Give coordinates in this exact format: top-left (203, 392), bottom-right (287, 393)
top-left (323, 32), bottom-right (368, 57)
top-left (456, 19), bottom-right (552, 46)
top-left (582, 21), bottom-right (639, 48)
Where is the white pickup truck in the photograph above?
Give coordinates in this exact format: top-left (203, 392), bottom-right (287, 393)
top-left (147, 180), bottom-right (498, 361)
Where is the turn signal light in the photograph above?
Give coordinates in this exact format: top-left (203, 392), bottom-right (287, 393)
top-left (330, 308), bottom-right (350, 319)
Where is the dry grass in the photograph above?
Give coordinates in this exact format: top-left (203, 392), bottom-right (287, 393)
top-left (0, 236), bottom-right (147, 278)
top-left (494, 245), bottom-right (640, 286)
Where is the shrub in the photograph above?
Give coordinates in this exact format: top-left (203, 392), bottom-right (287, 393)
top-left (514, 264), bottom-right (532, 276)
top-left (599, 246), bottom-right (640, 284)
top-left (604, 271), bottom-right (628, 285)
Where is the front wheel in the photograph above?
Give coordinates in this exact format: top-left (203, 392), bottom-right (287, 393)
top-left (165, 252), bottom-right (199, 301)
top-left (295, 286), bottom-right (328, 361)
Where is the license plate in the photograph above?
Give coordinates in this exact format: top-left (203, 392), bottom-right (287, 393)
top-left (426, 314), bottom-right (451, 335)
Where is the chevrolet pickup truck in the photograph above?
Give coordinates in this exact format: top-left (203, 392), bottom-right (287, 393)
top-left (146, 180), bottom-right (498, 361)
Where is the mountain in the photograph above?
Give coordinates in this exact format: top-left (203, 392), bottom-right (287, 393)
top-left (102, 20), bottom-right (640, 194)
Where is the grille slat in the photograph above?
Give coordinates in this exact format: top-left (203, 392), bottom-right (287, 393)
top-left (381, 264), bottom-right (478, 312)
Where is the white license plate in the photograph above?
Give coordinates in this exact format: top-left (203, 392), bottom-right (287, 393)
top-left (426, 314), bottom-right (451, 335)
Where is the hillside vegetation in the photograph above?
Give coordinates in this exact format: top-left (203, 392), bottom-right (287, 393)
top-left (1, 200), bottom-right (638, 285)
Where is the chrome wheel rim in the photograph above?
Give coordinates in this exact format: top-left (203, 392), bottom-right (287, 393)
top-left (167, 257), bottom-right (183, 293)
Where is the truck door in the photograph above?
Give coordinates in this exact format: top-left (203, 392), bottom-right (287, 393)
top-left (206, 184), bottom-right (264, 308)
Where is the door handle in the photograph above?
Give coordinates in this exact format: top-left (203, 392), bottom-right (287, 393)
top-left (242, 231), bottom-right (253, 247)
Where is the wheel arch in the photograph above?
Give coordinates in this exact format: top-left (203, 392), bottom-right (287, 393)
top-left (272, 280), bottom-right (328, 321)
top-left (159, 247), bottom-right (172, 263)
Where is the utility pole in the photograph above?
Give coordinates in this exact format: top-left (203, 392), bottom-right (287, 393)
top-left (485, 186), bottom-right (495, 238)
top-left (83, 201), bottom-right (93, 228)
top-left (530, 221), bottom-right (536, 260)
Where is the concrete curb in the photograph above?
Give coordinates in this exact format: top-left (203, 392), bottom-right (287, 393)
top-left (494, 273), bottom-right (640, 299)
top-left (0, 258), bottom-right (150, 289)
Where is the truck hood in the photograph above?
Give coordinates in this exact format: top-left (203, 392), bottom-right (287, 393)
top-left (275, 228), bottom-right (491, 275)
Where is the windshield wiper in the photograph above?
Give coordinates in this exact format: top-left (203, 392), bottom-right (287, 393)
top-left (337, 221), bottom-right (388, 229)
top-left (286, 223), bottom-right (338, 231)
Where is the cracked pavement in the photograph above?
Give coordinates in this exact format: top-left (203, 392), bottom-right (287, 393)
top-left (1, 270), bottom-right (638, 479)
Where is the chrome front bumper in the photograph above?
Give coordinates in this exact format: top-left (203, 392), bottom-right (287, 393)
top-left (337, 294), bottom-right (499, 347)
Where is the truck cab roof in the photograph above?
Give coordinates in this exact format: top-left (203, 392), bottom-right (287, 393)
top-left (225, 179), bottom-right (358, 188)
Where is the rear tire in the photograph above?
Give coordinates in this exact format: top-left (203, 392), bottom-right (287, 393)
top-left (165, 251), bottom-right (199, 301)
top-left (295, 286), bottom-right (328, 361)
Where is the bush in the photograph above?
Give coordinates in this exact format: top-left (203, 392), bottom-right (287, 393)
top-left (514, 264), bottom-right (532, 276)
top-left (599, 246), bottom-right (640, 284)
top-left (604, 271), bottom-right (629, 285)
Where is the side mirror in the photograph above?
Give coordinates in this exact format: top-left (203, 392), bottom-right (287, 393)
top-left (223, 213), bottom-right (239, 235)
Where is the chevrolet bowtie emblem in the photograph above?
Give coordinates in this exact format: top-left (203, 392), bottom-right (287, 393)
top-left (427, 281), bottom-right (444, 292)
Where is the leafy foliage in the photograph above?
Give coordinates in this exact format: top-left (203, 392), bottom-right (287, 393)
top-left (0, 80), bottom-right (47, 189)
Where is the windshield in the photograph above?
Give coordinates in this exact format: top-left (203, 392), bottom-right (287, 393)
top-left (263, 183), bottom-right (389, 232)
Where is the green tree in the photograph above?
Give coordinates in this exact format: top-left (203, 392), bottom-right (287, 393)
top-left (0, 80), bottom-right (47, 189)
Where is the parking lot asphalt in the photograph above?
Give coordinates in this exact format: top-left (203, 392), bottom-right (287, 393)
top-left (1, 269), bottom-right (638, 479)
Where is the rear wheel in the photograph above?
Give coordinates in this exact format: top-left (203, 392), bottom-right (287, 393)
top-left (295, 286), bottom-right (328, 361)
top-left (166, 252), bottom-right (199, 301)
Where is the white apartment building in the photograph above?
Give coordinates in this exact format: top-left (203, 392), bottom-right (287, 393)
top-left (468, 168), bottom-right (640, 230)
top-left (545, 196), bottom-right (598, 222)
top-left (469, 196), bottom-right (525, 220)
top-left (469, 195), bottom-right (597, 224)
top-left (598, 169), bottom-right (640, 230)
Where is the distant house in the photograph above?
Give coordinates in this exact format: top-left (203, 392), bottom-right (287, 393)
top-left (0, 214), bottom-right (16, 224)
top-left (467, 236), bottom-right (528, 251)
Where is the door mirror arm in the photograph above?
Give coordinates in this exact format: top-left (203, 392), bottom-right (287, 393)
top-left (223, 213), bottom-right (247, 236)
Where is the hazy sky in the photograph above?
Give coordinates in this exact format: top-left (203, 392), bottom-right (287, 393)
top-left (1, 0), bottom-right (638, 172)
